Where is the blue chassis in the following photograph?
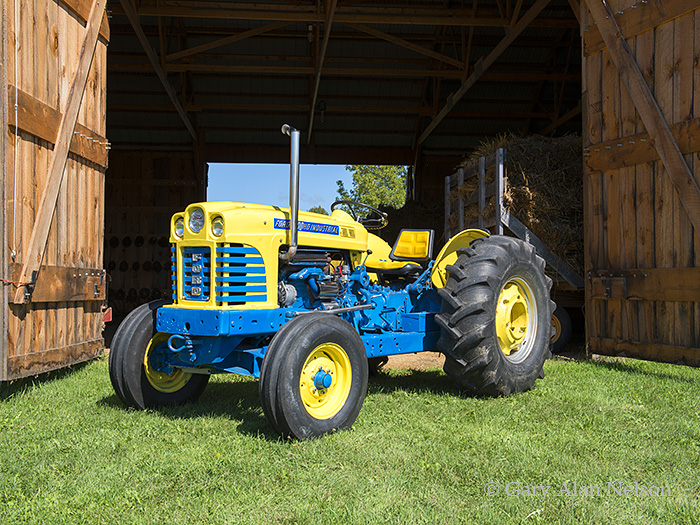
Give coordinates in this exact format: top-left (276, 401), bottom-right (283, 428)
top-left (154, 306), bottom-right (440, 379)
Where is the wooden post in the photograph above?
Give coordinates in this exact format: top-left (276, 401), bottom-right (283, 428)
top-left (12, 0), bottom-right (106, 304)
top-left (1, 0), bottom-right (8, 379)
top-left (457, 168), bottom-right (464, 231)
top-left (478, 157), bottom-right (486, 230)
top-left (584, 0), bottom-right (700, 234)
top-left (444, 175), bottom-right (451, 240)
top-left (495, 148), bottom-right (505, 235)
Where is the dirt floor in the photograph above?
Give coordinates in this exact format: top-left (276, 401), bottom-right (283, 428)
top-left (383, 351), bottom-right (445, 371)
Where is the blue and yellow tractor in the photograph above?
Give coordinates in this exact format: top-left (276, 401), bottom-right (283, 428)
top-left (109, 125), bottom-right (553, 439)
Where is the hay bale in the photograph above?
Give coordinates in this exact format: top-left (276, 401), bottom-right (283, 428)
top-left (455, 133), bottom-right (584, 275)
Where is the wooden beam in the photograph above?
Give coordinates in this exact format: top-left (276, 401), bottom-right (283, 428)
top-left (166, 21), bottom-right (290, 61)
top-left (589, 338), bottom-right (700, 367)
top-left (1, 0), bottom-right (8, 381)
top-left (537, 101), bottom-right (581, 135)
top-left (510, 0), bottom-right (524, 27)
top-left (8, 86), bottom-right (109, 167)
top-left (60, 0), bottom-right (110, 41)
top-left (567, 0), bottom-right (581, 25)
top-left (9, 263), bottom-right (106, 303)
top-left (307, 0), bottom-right (338, 144)
top-left (343, 22), bottom-right (463, 69)
top-left (112, 61), bottom-right (580, 82)
top-left (584, 0), bottom-right (696, 56)
top-left (586, 116), bottom-right (700, 172)
top-left (118, 0), bottom-right (197, 140)
top-left (589, 267), bottom-right (700, 303)
top-left (417, 0), bottom-right (552, 144)
top-left (12, 0), bottom-right (106, 304)
top-left (130, 4), bottom-right (510, 26)
top-left (7, 340), bottom-right (104, 380)
top-left (585, 0), bottom-right (700, 233)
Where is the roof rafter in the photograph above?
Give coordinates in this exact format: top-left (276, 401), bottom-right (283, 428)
top-left (118, 0), bottom-right (197, 139)
top-left (418, 0), bottom-right (552, 144)
top-left (308, 0), bottom-right (338, 144)
top-left (343, 22), bottom-right (464, 69)
top-left (166, 21), bottom-right (291, 61)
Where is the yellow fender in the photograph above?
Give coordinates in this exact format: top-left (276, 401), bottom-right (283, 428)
top-left (430, 229), bottom-right (490, 288)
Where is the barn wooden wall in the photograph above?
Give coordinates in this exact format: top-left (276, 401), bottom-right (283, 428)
top-left (2, 0), bottom-right (109, 380)
top-left (582, 0), bottom-right (700, 363)
top-left (104, 151), bottom-right (205, 321)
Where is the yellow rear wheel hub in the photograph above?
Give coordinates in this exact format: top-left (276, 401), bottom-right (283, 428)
top-left (299, 342), bottom-right (352, 420)
top-left (144, 333), bottom-right (192, 393)
top-left (551, 314), bottom-right (562, 343)
top-left (496, 277), bottom-right (536, 360)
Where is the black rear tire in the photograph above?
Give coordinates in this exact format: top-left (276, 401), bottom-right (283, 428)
top-left (551, 303), bottom-right (573, 354)
top-left (260, 315), bottom-right (368, 440)
top-left (109, 300), bottom-right (209, 409)
top-left (436, 236), bottom-right (553, 396)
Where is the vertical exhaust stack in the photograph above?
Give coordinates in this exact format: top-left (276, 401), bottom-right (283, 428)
top-left (280, 124), bottom-right (300, 261)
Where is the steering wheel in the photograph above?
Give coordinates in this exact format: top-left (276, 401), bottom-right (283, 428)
top-left (330, 200), bottom-right (389, 230)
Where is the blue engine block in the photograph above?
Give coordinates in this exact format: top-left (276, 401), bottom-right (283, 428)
top-left (154, 265), bottom-right (441, 378)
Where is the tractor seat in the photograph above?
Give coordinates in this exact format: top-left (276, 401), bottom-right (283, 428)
top-left (366, 262), bottom-right (423, 279)
top-left (366, 229), bottom-right (434, 282)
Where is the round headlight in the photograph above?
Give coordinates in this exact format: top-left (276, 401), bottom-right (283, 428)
top-left (174, 217), bottom-right (184, 238)
top-left (188, 208), bottom-right (205, 233)
top-left (212, 216), bottom-right (224, 237)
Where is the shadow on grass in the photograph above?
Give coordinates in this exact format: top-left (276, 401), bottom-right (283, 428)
top-left (369, 369), bottom-right (459, 397)
top-left (97, 369), bottom-right (470, 440)
top-left (0, 360), bottom-right (94, 401)
top-left (97, 378), bottom-right (280, 440)
top-left (587, 358), bottom-right (700, 385)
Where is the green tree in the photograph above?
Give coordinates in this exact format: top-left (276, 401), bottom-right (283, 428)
top-left (336, 165), bottom-right (407, 209)
top-left (307, 205), bottom-right (329, 215)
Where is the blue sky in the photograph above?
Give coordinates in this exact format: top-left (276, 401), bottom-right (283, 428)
top-left (207, 163), bottom-right (352, 212)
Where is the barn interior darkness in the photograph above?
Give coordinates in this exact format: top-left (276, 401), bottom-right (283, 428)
top-left (103, 0), bottom-right (582, 318)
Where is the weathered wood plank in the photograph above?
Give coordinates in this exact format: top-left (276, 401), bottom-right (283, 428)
top-left (60, 0), bottom-right (110, 42)
top-left (1, 0), bottom-right (8, 381)
top-left (589, 267), bottom-right (700, 302)
top-left (590, 337), bottom-right (700, 366)
top-left (584, 0), bottom-right (697, 56)
top-left (7, 86), bottom-right (108, 167)
top-left (13, 0), bottom-right (106, 304)
top-left (585, 117), bottom-right (700, 171)
top-left (586, 0), bottom-right (700, 235)
top-left (632, 29), bottom-right (656, 344)
top-left (6, 338), bottom-right (104, 380)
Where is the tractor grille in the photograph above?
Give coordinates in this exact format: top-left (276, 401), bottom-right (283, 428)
top-left (181, 246), bottom-right (211, 301)
top-left (171, 246), bottom-right (177, 301)
top-left (215, 243), bottom-right (267, 305)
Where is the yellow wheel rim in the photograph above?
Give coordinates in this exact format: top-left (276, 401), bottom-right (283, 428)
top-left (495, 277), bottom-right (538, 363)
top-left (143, 333), bottom-right (192, 393)
top-left (299, 342), bottom-right (352, 420)
top-left (551, 314), bottom-right (562, 343)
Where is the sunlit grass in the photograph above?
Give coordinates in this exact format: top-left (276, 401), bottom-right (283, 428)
top-left (1, 354), bottom-right (699, 524)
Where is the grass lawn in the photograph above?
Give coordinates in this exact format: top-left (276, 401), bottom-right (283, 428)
top-left (1, 352), bottom-right (699, 524)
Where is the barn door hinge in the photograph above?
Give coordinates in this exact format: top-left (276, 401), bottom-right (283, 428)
top-left (589, 271), bottom-right (628, 300)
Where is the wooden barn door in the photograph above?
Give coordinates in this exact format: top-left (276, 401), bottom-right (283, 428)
top-left (582, 0), bottom-right (700, 364)
top-left (2, 0), bottom-right (109, 380)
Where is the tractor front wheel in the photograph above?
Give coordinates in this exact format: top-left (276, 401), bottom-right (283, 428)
top-left (436, 236), bottom-right (553, 396)
top-left (259, 314), bottom-right (368, 440)
top-left (109, 301), bottom-right (209, 409)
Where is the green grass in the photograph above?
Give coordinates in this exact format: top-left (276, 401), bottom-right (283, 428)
top-left (1, 354), bottom-right (699, 524)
